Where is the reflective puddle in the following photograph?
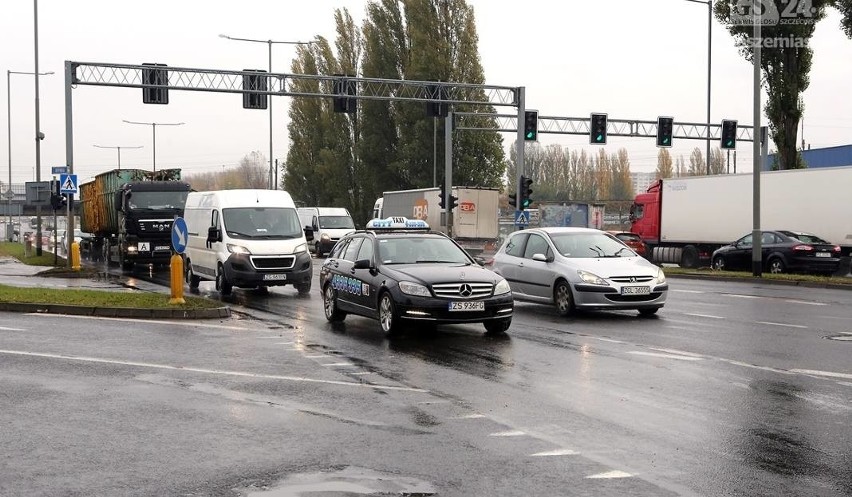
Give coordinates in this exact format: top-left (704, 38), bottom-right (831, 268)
top-left (240, 466), bottom-right (436, 496)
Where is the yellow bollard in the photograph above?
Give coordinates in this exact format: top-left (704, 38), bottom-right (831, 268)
top-left (169, 253), bottom-right (186, 305)
top-left (70, 241), bottom-right (81, 271)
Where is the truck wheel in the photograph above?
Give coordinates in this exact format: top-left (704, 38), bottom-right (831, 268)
top-left (216, 265), bottom-right (233, 295)
top-left (185, 263), bottom-right (200, 290)
top-left (554, 280), bottom-right (574, 317)
top-left (680, 246), bottom-right (699, 269)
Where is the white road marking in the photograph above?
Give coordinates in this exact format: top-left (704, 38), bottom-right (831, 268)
top-left (349, 372), bottom-right (375, 376)
top-left (455, 413), bottom-right (486, 419)
top-left (790, 369), bottom-right (852, 381)
top-left (274, 341), bottom-right (295, 345)
top-left (594, 337), bottom-right (626, 344)
top-left (417, 400), bottom-right (451, 405)
top-left (304, 355), bottom-right (327, 358)
top-left (530, 449), bottom-right (579, 457)
top-left (784, 300), bottom-right (828, 306)
top-left (0, 349), bottom-right (427, 392)
top-left (757, 321), bottom-right (808, 329)
top-left (724, 293), bottom-right (761, 299)
top-left (27, 313), bottom-right (249, 330)
top-left (586, 470), bottom-right (633, 479)
top-left (649, 347), bottom-right (704, 358)
top-left (628, 351), bottom-right (703, 361)
top-left (257, 336), bottom-right (288, 339)
top-left (489, 430), bottom-right (526, 437)
top-left (0, 326), bottom-right (26, 331)
top-left (684, 313), bottom-right (725, 319)
top-left (671, 289), bottom-right (705, 294)
top-left (322, 362), bottom-right (355, 367)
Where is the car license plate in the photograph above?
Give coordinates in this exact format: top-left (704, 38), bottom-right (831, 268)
top-left (263, 273), bottom-right (287, 281)
top-left (621, 286), bottom-right (650, 295)
top-left (155, 245), bottom-right (170, 251)
top-left (448, 301), bottom-right (485, 311)
top-left (815, 252), bottom-right (830, 258)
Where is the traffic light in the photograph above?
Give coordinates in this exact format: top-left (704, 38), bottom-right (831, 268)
top-left (656, 116), bottom-right (674, 148)
top-left (242, 69), bottom-right (268, 110)
top-left (590, 113), bottom-right (608, 144)
top-left (508, 192), bottom-right (517, 208)
top-left (523, 110), bottom-right (538, 141)
top-left (721, 119), bottom-right (738, 149)
top-left (50, 180), bottom-right (67, 211)
top-left (438, 184), bottom-right (447, 209)
top-left (519, 175), bottom-right (534, 209)
top-left (449, 194), bottom-right (458, 211)
top-left (425, 84), bottom-right (448, 118)
top-left (142, 63), bottom-right (169, 105)
top-left (333, 74), bottom-right (357, 114)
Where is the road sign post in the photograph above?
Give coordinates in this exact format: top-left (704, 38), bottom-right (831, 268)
top-left (169, 217), bottom-right (188, 304)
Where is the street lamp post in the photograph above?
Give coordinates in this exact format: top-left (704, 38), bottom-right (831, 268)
top-left (219, 34), bottom-right (313, 190)
top-left (122, 120), bottom-right (184, 172)
top-left (6, 69), bottom-right (53, 242)
top-left (93, 144), bottom-right (143, 170)
top-left (685, 0), bottom-right (712, 175)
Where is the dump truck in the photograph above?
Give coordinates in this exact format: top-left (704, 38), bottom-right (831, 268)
top-left (79, 169), bottom-right (192, 269)
top-left (372, 186), bottom-right (500, 256)
top-left (630, 166), bottom-right (852, 268)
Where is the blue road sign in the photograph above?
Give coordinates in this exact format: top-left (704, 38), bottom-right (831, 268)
top-left (51, 166), bottom-right (68, 175)
top-left (171, 217), bottom-right (188, 254)
top-left (59, 174), bottom-right (78, 194)
top-left (514, 210), bottom-right (530, 227)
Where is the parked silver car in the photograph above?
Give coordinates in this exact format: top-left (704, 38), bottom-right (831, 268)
top-left (491, 227), bottom-right (667, 316)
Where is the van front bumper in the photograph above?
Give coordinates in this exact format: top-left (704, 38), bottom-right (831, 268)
top-left (224, 251), bottom-right (313, 288)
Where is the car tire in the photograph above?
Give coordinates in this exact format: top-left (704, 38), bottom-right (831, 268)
top-left (768, 257), bottom-right (785, 274)
top-left (712, 255), bottom-right (726, 271)
top-left (638, 307), bottom-right (659, 317)
top-left (323, 283), bottom-right (346, 322)
top-left (680, 245), bottom-right (699, 269)
top-left (314, 242), bottom-right (323, 258)
top-left (216, 264), bottom-right (233, 295)
top-left (379, 291), bottom-right (401, 335)
top-left (255, 286), bottom-right (270, 294)
top-left (186, 262), bottom-right (200, 290)
top-left (296, 280), bottom-right (312, 295)
top-left (484, 318), bottom-right (511, 335)
top-left (554, 280), bottom-right (574, 317)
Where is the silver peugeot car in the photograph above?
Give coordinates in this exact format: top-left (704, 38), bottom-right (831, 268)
top-left (491, 227), bottom-right (667, 317)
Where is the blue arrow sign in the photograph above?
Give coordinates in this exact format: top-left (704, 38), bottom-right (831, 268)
top-left (171, 217), bottom-right (188, 254)
top-left (59, 174), bottom-right (78, 194)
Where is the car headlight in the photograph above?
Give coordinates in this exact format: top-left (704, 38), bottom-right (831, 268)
top-left (399, 281), bottom-right (430, 297)
top-left (293, 243), bottom-right (307, 253)
top-left (321, 233), bottom-right (331, 241)
top-left (227, 244), bottom-right (251, 254)
top-left (657, 267), bottom-right (666, 284)
top-left (578, 270), bottom-right (607, 285)
top-left (494, 278), bottom-right (511, 295)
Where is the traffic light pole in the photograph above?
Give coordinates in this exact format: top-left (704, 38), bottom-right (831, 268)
top-left (444, 111), bottom-right (453, 238)
top-left (515, 88), bottom-right (526, 232)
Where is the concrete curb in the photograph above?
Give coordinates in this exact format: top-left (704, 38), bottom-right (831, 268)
top-left (667, 273), bottom-right (852, 291)
top-left (0, 302), bottom-right (231, 319)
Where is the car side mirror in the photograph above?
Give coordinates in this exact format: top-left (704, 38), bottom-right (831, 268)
top-left (304, 226), bottom-right (314, 241)
top-left (532, 253), bottom-right (550, 262)
top-left (353, 259), bottom-right (372, 270)
top-left (206, 226), bottom-right (221, 247)
top-left (474, 256), bottom-right (485, 266)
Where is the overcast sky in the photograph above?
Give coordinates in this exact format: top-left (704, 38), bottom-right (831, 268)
top-left (1, 0), bottom-right (850, 185)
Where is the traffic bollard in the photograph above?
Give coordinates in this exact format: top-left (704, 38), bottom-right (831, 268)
top-left (169, 253), bottom-right (186, 305)
top-left (70, 241), bottom-right (81, 271)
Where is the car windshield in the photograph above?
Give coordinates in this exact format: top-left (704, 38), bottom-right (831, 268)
top-left (549, 232), bottom-right (636, 258)
top-left (377, 236), bottom-right (472, 265)
top-left (223, 207), bottom-right (303, 239)
top-left (779, 231), bottom-right (831, 244)
top-left (128, 191), bottom-right (189, 210)
top-left (319, 215), bottom-right (355, 229)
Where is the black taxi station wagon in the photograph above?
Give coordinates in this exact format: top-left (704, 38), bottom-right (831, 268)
top-left (319, 217), bottom-right (514, 335)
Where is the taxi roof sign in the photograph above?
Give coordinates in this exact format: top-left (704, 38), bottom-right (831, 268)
top-left (366, 217), bottom-right (430, 230)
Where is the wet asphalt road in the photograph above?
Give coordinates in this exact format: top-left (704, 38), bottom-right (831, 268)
top-left (1, 260), bottom-right (851, 496)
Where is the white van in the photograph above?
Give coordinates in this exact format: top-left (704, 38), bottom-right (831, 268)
top-left (183, 190), bottom-right (313, 295)
top-left (296, 207), bottom-right (356, 257)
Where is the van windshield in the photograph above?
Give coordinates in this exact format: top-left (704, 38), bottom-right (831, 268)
top-left (223, 207), bottom-right (303, 239)
top-left (319, 215), bottom-right (355, 229)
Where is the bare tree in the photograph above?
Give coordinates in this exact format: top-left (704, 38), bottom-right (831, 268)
top-left (688, 148), bottom-right (705, 176)
top-left (675, 155), bottom-right (687, 177)
top-left (656, 149), bottom-right (674, 179)
top-left (709, 147), bottom-right (726, 175)
top-left (238, 151), bottom-right (269, 188)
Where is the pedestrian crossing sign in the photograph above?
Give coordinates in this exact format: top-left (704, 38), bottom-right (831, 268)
top-left (59, 173), bottom-right (78, 195)
top-left (514, 210), bottom-right (530, 227)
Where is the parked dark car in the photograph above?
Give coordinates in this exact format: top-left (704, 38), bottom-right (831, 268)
top-left (711, 230), bottom-right (841, 275)
top-left (609, 231), bottom-right (648, 258)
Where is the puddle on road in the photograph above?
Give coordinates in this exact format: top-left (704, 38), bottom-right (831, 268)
top-left (239, 466), bottom-right (436, 496)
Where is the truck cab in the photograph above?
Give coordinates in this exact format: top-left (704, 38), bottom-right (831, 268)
top-left (630, 181), bottom-right (662, 245)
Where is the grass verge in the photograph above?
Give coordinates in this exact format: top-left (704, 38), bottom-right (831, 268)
top-left (0, 284), bottom-right (223, 310)
top-left (0, 241), bottom-right (66, 266)
top-left (663, 266), bottom-right (852, 286)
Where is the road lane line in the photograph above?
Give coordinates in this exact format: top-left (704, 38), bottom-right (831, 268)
top-left (790, 369), bottom-right (852, 381)
top-left (628, 351), bottom-right (703, 361)
top-left (489, 430), bottom-right (526, 437)
top-left (684, 313), bottom-right (725, 319)
top-left (649, 347), bottom-right (704, 358)
top-left (27, 313), bottom-right (249, 330)
top-left (586, 470), bottom-right (633, 479)
top-left (274, 341), bottom-right (295, 345)
top-left (322, 362), bottom-right (356, 367)
top-left (671, 290), bottom-right (705, 294)
top-left (0, 326), bottom-right (26, 331)
top-left (0, 349), bottom-right (427, 393)
top-left (454, 414), bottom-right (486, 419)
top-left (757, 321), bottom-right (808, 329)
top-left (530, 449), bottom-right (579, 457)
top-left (784, 300), bottom-right (828, 306)
top-left (723, 293), bottom-right (761, 299)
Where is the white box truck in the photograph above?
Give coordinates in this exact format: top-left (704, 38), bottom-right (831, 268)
top-left (630, 167), bottom-right (852, 267)
top-left (373, 186), bottom-right (499, 256)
